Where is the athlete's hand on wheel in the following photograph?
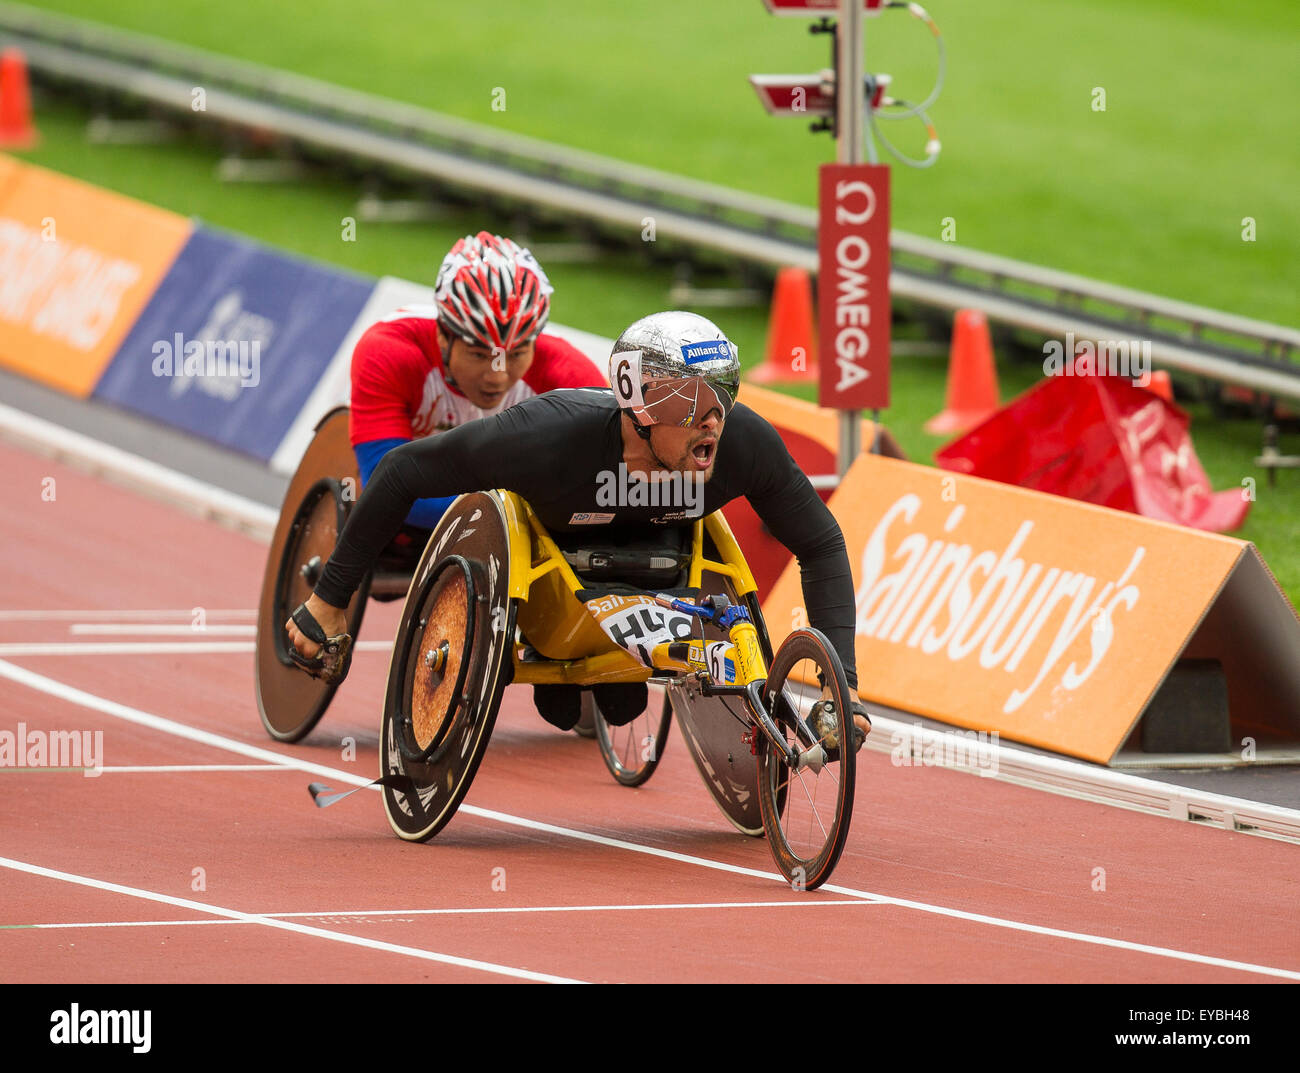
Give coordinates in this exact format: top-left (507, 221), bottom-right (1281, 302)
top-left (285, 594), bottom-right (348, 662)
top-left (848, 688), bottom-right (871, 747)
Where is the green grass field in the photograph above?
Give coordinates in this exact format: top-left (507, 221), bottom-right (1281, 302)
top-left (25, 0), bottom-right (1299, 325)
top-left (6, 2), bottom-right (1297, 600)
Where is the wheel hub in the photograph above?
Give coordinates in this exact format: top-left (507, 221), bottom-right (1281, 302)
top-left (424, 640), bottom-right (450, 676)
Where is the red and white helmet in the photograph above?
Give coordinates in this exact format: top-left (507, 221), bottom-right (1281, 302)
top-left (434, 232), bottom-right (553, 352)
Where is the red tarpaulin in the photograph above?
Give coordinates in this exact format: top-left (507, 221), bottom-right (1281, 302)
top-left (935, 374), bottom-right (1249, 533)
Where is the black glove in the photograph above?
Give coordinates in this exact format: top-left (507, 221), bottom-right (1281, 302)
top-left (848, 699), bottom-right (872, 750)
top-left (287, 602), bottom-right (354, 685)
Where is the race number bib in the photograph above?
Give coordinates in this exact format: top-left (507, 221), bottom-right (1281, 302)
top-left (584, 593), bottom-right (693, 667)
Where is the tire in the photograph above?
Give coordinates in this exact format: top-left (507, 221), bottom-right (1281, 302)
top-left (757, 627), bottom-right (856, 891)
top-left (594, 690), bottom-right (672, 787)
top-left (380, 492), bottom-right (515, 843)
top-left (255, 409), bottom-right (369, 743)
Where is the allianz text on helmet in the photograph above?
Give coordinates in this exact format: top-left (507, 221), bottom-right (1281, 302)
top-left (609, 311), bottom-right (741, 431)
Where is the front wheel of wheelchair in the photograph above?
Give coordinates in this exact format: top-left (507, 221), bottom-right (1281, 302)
top-left (380, 492), bottom-right (515, 843)
top-left (757, 628), bottom-right (856, 891)
top-left (594, 690), bottom-right (672, 788)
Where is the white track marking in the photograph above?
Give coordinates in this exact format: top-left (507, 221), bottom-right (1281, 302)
top-left (0, 855), bottom-right (583, 983)
top-left (7, 901), bottom-right (880, 930)
top-left (457, 804), bottom-right (1300, 980)
top-left (0, 643), bottom-right (254, 656)
top-left (70, 625), bottom-right (256, 635)
top-left (0, 659), bottom-right (381, 784)
top-left (273, 900), bottom-right (877, 917)
top-left (2, 657), bottom-right (1297, 982)
top-left (3, 920), bottom-right (240, 930)
top-left (0, 610), bottom-right (255, 620)
top-left (818, 885), bottom-right (1300, 981)
top-left (0, 641), bottom-right (391, 656)
top-left (94, 764), bottom-right (297, 774)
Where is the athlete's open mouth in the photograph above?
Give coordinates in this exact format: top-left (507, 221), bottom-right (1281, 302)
top-left (690, 439), bottom-right (715, 468)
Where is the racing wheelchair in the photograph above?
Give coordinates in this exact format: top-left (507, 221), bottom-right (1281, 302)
top-left (256, 407), bottom-right (857, 889)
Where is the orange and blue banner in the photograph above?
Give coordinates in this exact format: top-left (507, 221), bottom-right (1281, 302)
top-left (0, 156), bottom-right (191, 396)
top-left (93, 228), bottom-right (373, 461)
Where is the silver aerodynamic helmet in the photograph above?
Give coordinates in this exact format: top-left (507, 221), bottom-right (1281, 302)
top-left (608, 311), bottom-right (741, 431)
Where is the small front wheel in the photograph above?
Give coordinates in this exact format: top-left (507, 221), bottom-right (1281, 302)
top-left (594, 690), bottom-right (671, 787)
top-left (757, 628), bottom-right (856, 891)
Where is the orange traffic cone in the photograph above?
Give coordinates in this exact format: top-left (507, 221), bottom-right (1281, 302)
top-left (924, 309), bottom-right (1000, 435)
top-left (1143, 370), bottom-right (1173, 402)
top-left (748, 267), bottom-right (818, 383)
top-left (0, 48), bottom-right (38, 150)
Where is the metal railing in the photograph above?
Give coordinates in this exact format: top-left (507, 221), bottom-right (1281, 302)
top-left (3, 1), bottom-right (1297, 400)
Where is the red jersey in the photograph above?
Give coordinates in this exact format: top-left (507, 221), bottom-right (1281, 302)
top-left (349, 304), bottom-right (605, 446)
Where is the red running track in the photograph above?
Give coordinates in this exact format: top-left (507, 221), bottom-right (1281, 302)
top-left (1, 441), bottom-right (1297, 984)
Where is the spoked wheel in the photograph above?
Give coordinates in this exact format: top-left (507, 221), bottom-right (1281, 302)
top-left (594, 689), bottom-right (672, 787)
top-left (255, 408), bottom-right (369, 743)
top-left (757, 627), bottom-right (856, 891)
top-left (381, 492), bottom-right (515, 843)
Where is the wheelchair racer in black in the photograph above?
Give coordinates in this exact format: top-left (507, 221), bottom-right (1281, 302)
top-left (286, 311), bottom-right (871, 748)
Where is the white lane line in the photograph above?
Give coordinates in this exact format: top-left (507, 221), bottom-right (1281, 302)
top-left (273, 899), bottom-right (881, 917)
top-left (95, 764), bottom-right (297, 774)
top-left (0, 610), bottom-right (255, 620)
top-left (6, 900), bottom-right (881, 930)
top-left (3, 920), bottom-right (239, 930)
top-left (0, 643), bottom-right (253, 656)
top-left (0, 659), bottom-right (382, 785)
top-left (0, 768), bottom-right (99, 775)
top-left (70, 625), bottom-right (256, 636)
top-left (818, 885), bottom-right (1300, 981)
top-left (0, 764), bottom-right (293, 775)
top-left (0, 641), bottom-right (391, 656)
top-left (457, 804), bottom-right (1300, 981)
top-left (3, 657), bottom-right (1297, 982)
top-left (0, 855), bottom-right (583, 984)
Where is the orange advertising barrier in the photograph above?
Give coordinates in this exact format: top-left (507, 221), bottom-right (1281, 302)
top-left (762, 454), bottom-right (1300, 764)
top-left (0, 156), bottom-right (192, 396)
top-left (0, 153), bottom-right (21, 198)
top-left (739, 382), bottom-right (902, 460)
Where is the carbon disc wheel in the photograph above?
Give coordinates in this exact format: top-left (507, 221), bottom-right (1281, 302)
top-left (255, 408), bottom-right (368, 743)
top-left (380, 492), bottom-right (514, 843)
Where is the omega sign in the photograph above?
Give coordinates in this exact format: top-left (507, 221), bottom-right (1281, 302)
top-left (818, 163), bottom-right (890, 410)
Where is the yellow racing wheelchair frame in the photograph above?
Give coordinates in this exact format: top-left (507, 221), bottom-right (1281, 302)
top-left (376, 488), bottom-right (856, 891)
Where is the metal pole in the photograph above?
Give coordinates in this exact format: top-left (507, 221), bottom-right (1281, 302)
top-left (836, 0), bottom-right (865, 475)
